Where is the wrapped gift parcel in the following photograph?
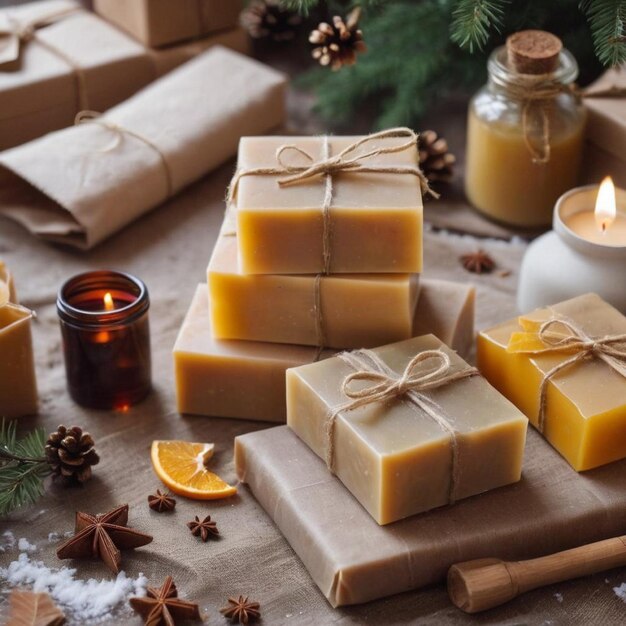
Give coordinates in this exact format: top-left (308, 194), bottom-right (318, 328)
top-left (0, 265), bottom-right (37, 418)
top-left (477, 293), bottom-right (626, 471)
top-left (583, 66), bottom-right (626, 188)
top-left (286, 335), bottom-right (527, 525)
top-left (0, 47), bottom-right (286, 249)
top-left (235, 425), bottom-right (626, 607)
top-left (0, 0), bottom-right (155, 151)
top-left (230, 130), bottom-right (428, 275)
top-left (94, 0), bottom-right (242, 48)
top-left (208, 213), bottom-right (420, 349)
top-left (174, 280), bottom-right (475, 422)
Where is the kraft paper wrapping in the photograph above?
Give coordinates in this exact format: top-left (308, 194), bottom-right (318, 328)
top-left (94, 0), bottom-right (242, 48)
top-left (0, 0), bottom-right (155, 151)
top-left (0, 47), bottom-right (286, 249)
top-left (235, 425), bottom-right (626, 607)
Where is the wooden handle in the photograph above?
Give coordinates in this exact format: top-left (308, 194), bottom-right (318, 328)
top-left (447, 535), bottom-right (626, 613)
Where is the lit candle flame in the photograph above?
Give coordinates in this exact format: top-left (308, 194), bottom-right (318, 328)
top-left (103, 292), bottom-right (115, 311)
top-left (595, 176), bottom-right (616, 233)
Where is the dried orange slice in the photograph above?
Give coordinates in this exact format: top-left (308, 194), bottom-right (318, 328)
top-left (150, 440), bottom-right (236, 500)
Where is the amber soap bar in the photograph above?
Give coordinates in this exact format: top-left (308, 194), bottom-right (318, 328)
top-left (477, 293), bottom-right (626, 471)
top-left (0, 302), bottom-right (37, 418)
top-left (235, 135), bottom-right (423, 275)
top-left (287, 334), bottom-right (527, 525)
top-left (208, 221), bottom-right (420, 349)
top-left (174, 280), bottom-right (474, 422)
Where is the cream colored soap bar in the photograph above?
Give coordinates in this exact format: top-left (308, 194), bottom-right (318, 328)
top-left (0, 303), bottom-right (37, 418)
top-left (234, 135), bottom-right (424, 275)
top-left (287, 335), bottom-right (527, 525)
top-left (174, 280), bottom-right (474, 421)
top-left (478, 293), bottom-right (626, 471)
top-left (207, 220), bottom-right (420, 349)
top-left (0, 260), bottom-right (17, 305)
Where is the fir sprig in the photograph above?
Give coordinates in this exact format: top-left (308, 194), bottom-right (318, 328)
top-left (580, 0), bottom-right (626, 66)
top-left (0, 421), bottom-right (50, 516)
top-left (450, 0), bottom-right (508, 52)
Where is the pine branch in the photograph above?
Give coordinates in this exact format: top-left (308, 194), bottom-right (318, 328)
top-left (581, 0), bottom-right (626, 66)
top-left (0, 420), bottom-right (50, 516)
top-left (451, 0), bottom-right (509, 52)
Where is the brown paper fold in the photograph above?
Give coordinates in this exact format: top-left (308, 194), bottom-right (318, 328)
top-left (235, 425), bottom-right (626, 607)
top-left (0, 47), bottom-right (286, 249)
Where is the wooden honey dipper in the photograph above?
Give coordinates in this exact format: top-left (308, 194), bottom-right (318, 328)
top-left (447, 535), bottom-right (626, 613)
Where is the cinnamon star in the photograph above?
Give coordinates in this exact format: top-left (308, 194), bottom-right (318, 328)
top-left (56, 504), bottom-right (153, 574)
top-left (187, 514), bottom-right (219, 542)
top-left (130, 576), bottom-right (201, 626)
top-left (460, 250), bottom-right (496, 274)
top-left (148, 489), bottom-right (176, 513)
top-left (220, 596), bottom-right (261, 624)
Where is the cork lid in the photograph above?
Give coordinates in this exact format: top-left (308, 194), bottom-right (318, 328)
top-left (506, 30), bottom-right (562, 74)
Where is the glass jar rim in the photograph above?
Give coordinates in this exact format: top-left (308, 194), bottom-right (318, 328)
top-left (487, 44), bottom-right (579, 89)
top-left (57, 270), bottom-right (149, 327)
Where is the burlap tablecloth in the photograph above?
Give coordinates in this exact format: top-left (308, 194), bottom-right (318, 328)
top-left (1, 1), bottom-right (625, 622)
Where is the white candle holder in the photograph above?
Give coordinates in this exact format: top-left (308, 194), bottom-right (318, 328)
top-left (518, 184), bottom-right (626, 313)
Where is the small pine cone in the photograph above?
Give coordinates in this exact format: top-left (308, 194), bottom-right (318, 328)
top-left (309, 7), bottom-right (366, 70)
top-left (418, 130), bottom-right (456, 183)
top-left (45, 425), bottom-right (100, 484)
top-left (240, 0), bottom-right (302, 42)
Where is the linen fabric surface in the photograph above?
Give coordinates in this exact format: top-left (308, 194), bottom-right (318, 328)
top-left (0, 46), bottom-right (286, 249)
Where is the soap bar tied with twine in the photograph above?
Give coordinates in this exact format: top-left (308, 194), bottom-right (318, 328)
top-left (507, 315), bottom-right (626, 433)
top-left (325, 348), bottom-right (479, 505)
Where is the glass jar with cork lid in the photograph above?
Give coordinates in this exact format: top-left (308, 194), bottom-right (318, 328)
top-left (465, 30), bottom-right (586, 228)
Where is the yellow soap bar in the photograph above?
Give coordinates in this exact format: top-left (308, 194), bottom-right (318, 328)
top-left (207, 220), bottom-right (420, 348)
top-left (235, 135), bottom-right (423, 274)
top-left (0, 303), bottom-right (37, 418)
top-left (174, 280), bottom-right (475, 422)
top-left (477, 293), bottom-right (626, 471)
top-left (287, 334), bottom-right (527, 525)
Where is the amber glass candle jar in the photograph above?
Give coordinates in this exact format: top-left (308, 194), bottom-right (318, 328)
top-left (465, 31), bottom-right (586, 228)
top-left (57, 270), bottom-right (151, 410)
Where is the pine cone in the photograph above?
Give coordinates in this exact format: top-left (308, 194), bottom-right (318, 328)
top-left (240, 0), bottom-right (302, 42)
top-left (419, 130), bottom-right (456, 183)
top-left (309, 7), bottom-right (366, 70)
top-left (45, 425), bottom-right (99, 484)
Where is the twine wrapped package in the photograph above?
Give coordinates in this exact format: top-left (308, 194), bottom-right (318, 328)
top-left (0, 0), bottom-right (155, 151)
top-left (208, 212), bottom-right (420, 349)
top-left (174, 280), bottom-right (475, 422)
top-left (0, 47), bottom-right (286, 249)
top-left (478, 293), bottom-right (626, 471)
top-left (94, 0), bottom-right (242, 48)
top-left (286, 335), bottom-right (528, 525)
top-left (235, 425), bottom-right (626, 607)
top-left (583, 66), bottom-right (626, 188)
top-left (0, 265), bottom-right (37, 418)
top-left (230, 130), bottom-right (428, 275)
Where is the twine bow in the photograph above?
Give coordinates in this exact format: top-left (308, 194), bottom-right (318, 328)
top-left (325, 348), bottom-right (479, 504)
top-left (75, 111), bottom-right (174, 199)
top-left (507, 316), bottom-right (626, 433)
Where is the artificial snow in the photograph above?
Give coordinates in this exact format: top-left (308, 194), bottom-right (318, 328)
top-left (0, 553), bottom-right (147, 623)
top-left (613, 583), bottom-right (626, 603)
top-left (554, 592), bottom-right (563, 603)
top-left (17, 538), bottom-right (37, 553)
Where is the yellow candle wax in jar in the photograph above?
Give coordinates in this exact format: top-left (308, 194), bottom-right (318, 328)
top-left (465, 31), bottom-right (586, 228)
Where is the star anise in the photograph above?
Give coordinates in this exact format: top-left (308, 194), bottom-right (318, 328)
top-left (130, 576), bottom-right (200, 626)
top-left (56, 504), bottom-right (153, 573)
top-left (220, 596), bottom-right (261, 624)
top-left (148, 489), bottom-right (176, 513)
top-left (187, 515), bottom-right (219, 542)
top-left (460, 250), bottom-right (496, 274)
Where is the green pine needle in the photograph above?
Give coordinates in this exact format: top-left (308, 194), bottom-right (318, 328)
top-left (0, 420), bottom-right (50, 516)
top-left (451, 0), bottom-right (509, 52)
top-left (581, 0), bottom-right (626, 66)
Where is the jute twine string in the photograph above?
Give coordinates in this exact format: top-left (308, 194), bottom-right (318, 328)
top-left (511, 316), bottom-right (626, 433)
top-left (325, 348), bottom-right (479, 504)
top-left (75, 111), bottom-right (174, 198)
top-left (3, 7), bottom-right (89, 112)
